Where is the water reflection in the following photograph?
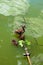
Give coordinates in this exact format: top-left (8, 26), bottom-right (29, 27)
top-left (17, 60), bottom-right (22, 65)
top-left (31, 54), bottom-right (43, 65)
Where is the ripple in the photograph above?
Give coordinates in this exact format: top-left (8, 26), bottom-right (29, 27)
top-left (17, 60), bottom-right (22, 65)
top-left (0, 0), bottom-right (30, 16)
top-left (8, 23), bottom-right (13, 27)
top-left (31, 54), bottom-right (43, 65)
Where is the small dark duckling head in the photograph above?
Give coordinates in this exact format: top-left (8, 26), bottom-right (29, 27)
top-left (12, 40), bottom-right (18, 46)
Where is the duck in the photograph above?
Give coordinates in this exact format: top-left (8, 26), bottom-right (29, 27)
top-left (15, 25), bottom-right (25, 40)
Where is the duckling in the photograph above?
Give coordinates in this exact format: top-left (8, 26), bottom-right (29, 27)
top-left (15, 25), bottom-right (25, 34)
top-left (15, 25), bottom-right (25, 40)
top-left (12, 39), bottom-right (18, 46)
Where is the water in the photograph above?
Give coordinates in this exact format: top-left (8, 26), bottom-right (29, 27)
top-left (0, 0), bottom-right (43, 65)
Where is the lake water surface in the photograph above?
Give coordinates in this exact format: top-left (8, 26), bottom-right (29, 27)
top-left (0, 0), bottom-right (43, 65)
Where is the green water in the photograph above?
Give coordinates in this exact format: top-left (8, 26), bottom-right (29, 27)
top-left (0, 15), bottom-right (43, 65)
top-left (0, 0), bottom-right (43, 65)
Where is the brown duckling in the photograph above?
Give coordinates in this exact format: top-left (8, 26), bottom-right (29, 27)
top-left (15, 25), bottom-right (25, 40)
top-left (12, 39), bottom-right (18, 46)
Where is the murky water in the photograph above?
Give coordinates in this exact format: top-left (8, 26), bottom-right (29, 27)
top-left (0, 0), bottom-right (43, 65)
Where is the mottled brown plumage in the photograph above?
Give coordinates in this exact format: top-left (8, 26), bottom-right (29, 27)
top-left (12, 40), bottom-right (18, 46)
top-left (15, 25), bottom-right (25, 40)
